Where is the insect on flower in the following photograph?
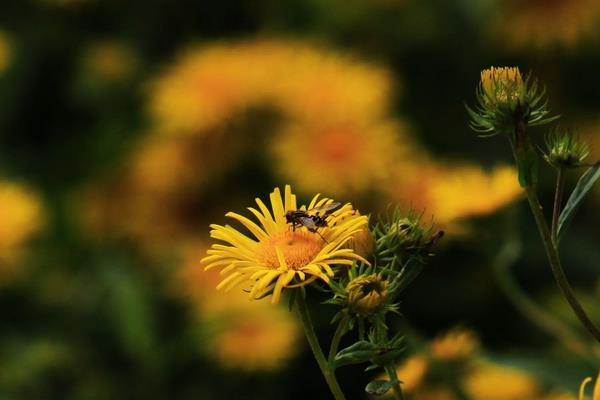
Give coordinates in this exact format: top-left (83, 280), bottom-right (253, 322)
top-left (285, 202), bottom-right (341, 241)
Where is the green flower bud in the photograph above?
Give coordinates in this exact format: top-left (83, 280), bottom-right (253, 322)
top-left (346, 274), bottom-right (389, 317)
top-left (467, 66), bottom-right (558, 137)
top-left (544, 129), bottom-right (589, 169)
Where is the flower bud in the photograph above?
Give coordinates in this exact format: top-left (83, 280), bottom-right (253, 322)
top-left (347, 221), bottom-right (376, 260)
top-left (480, 67), bottom-right (525, 107)
top-left (345, 273), bottom-right (389, 317)
top-left (388, 217), bottom-right (427, 251)
top-left (544, 129), bottom-right (589, 169)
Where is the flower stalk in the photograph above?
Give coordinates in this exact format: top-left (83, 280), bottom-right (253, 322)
top-left (296, 293), bottom-right (347, 400)
top-left (384, 365), bottom-right (405, 400)
top-left (523, 186), bottom-right (600, 343)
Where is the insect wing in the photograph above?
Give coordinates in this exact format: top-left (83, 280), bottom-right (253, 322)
top-left (309, 201), bottom-right (341, 216)
top-left (298, 216), bottom-right (317, 231)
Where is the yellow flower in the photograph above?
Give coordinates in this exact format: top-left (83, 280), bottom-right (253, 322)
top-left (175, 242), bottom-right (300, 371)
top-left (0, 31), bottom-right (11, 75)
top-left (345, 273), bottom-right (388, 317)
top-left (275, 44), bottom-right (393, 122)
top-left (148, 45), bottom-right (256, 136)
top-left (0, 180), bottom-right (44, 267)
top-left (209, 304), bottom-right (299, 371)
top-left (271, 119), bottom-right (413, 196)
top-left (546, 393), bottom-right (577, 400)
top-left (429, 164), bottom-right (521, 223)
top-left (388, 162), bottom-right (521, 225)
top-left (430, 327), bottom-right (480, 361)
top-left (147, 39), bottom-right (393, 137)
top-left (579, 371), bottom-right (600, 400)
top-left (492, 0), bottom-right (600, 49)
top-left (202, 185), bottom-right (368, 304)
top-left (463, 361), bottom-right (540, 400)
top-left (480, 66), bottom-right (524, 106)
top-left (80, 128), bottom-right (246, 250)
top-left (391, 355), bottom-right (429, 393)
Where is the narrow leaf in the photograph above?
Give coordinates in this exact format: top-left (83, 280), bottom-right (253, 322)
top-left (333, 341), bottom-right (379, 369)
top-left (558, 163), bottom-right (600, 240)
top-left (365, 380), bottom-right (397, 396)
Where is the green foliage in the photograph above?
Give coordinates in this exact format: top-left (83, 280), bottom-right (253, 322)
top-left (558, 162), bottom-right (600, 241)
top-left (365, 379), bottom-right (397, 396)
top-left (544, 129), bottom-right (590, 169)
top-left (332, 334), bottom-right (405, 371)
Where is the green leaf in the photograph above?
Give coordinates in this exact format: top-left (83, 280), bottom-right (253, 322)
top-left (333, 340), bottom-right (405, 369)
top-left (365, 379), bottom-right (397, 396)
top-left (558, 162), bottom-right (600, 240)
top-left (333, 341), bottom-right (379, 369)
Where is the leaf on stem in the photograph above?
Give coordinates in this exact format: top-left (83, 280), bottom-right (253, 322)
top-left (365, 379), bottom-right (397, 396)
top-left (558, 162), bottom-right (600, 241)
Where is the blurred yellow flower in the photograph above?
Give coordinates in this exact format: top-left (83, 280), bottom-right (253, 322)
top-left (546, 393), bottom-right (577, 400)
top-left (202, 185), bottom-right (368, 304)
top-left (391, 355), bottom-right (429, 393)
top-left (176, 242), bottom-right (300, 371)
top-left (463, 361), bottom-right (540, 400)
top-left (430, 327), bottom-right (480, 361)
top-left (579, 371), bottom-right (600, 400)
top-left (431, 164), bottom-right (521, 223)
top-left (147, 39), bottom-right (393, 137)
top-left (209, 304), bottom-right (299, 371)
top-left (275, 44), bottom-right (392, 122)
top-left (0, 30), bottom-right (11, 74)
top-left (0, 180), bottom-right (44, 267)
top-left (388, 163), bottom-right (521, 225)
top-left (493, 0), bottom-right (600, 49)
top-left (82, 40), bottom-right (136, 81)
top-left (80, 128), bottom-right (245, 249)
top-left (271, 119), bottom-right (412, 196)
top-left (148, 45), bottom-right (255, 136)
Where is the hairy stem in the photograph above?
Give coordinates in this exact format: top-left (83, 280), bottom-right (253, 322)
top-left (296, 294), bottom-right (347, 400)
top-left (524, 187), bottom-right (600, 343)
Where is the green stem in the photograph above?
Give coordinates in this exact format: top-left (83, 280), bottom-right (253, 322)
top-left (492, 238), bottom-right (592, 360)
top-left (384, 365), bottom-right (405, 400)
top-left (551, 167), bottom-right (566, 242)
top-left (296, 294), bottom-right (347, 400)
top-left (524, 187), bottom-right (600, 343)
top-left (328, 314), bottom-right (349, 363)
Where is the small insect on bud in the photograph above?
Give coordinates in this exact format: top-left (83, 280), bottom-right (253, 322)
top-left (346, 274), bottom-right (389, 317)
top-left (480, 66), bottom-right (525, 107)
top-left (544, 129), bottom-right (589, 169)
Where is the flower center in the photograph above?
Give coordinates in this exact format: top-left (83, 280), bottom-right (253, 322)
top-left (258, 231), bottom-right (323, 269)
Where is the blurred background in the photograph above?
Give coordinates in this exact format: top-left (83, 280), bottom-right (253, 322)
top-left (1, 0), bottom-right (600, 398)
